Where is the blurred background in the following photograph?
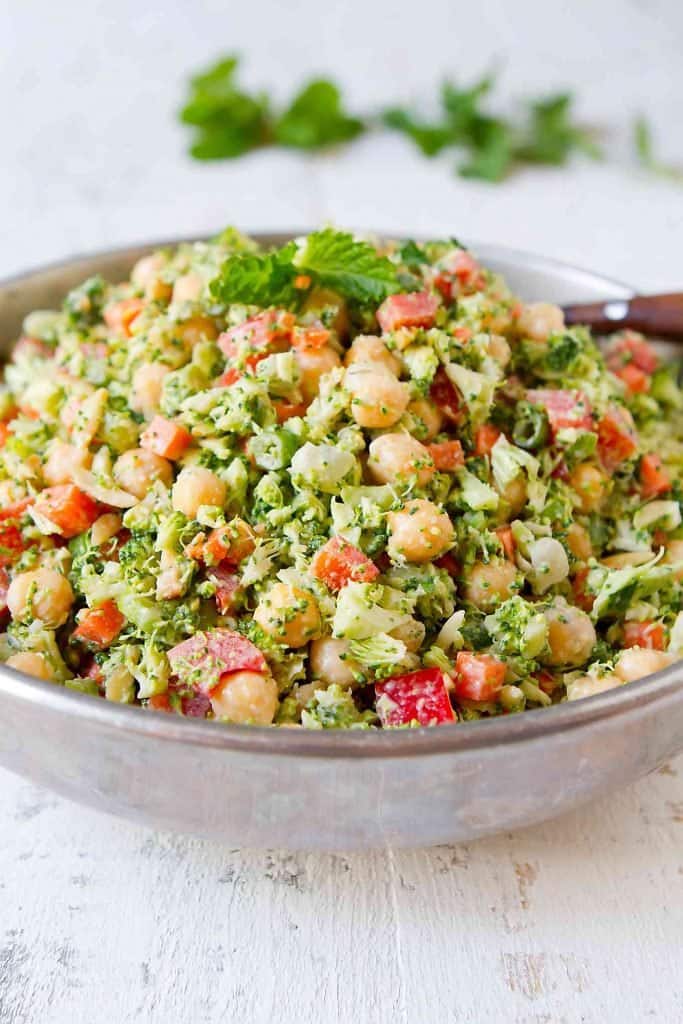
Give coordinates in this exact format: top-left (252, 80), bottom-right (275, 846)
top-left (2, 0), bottom-right (682, 289)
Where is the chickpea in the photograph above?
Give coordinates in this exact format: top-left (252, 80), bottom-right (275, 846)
top-left (309, 637), bottom-right (359, 688)
top-left (131, 362), bottom-right (170, 417)
top-left (7, 568), bottom-right (74, 628)
top-left (113, 448), bottom-right (173, 499)
top-left (487, 334), bottom-right (511, 368)
top-left (90, 512), bottom-right (122, 547)
top-left (176, 315), bottom-right (218, 347)
top-left (345, 362), bottom-right (409, 429)
top-left (387, 499), bottom-right (454, 564)
top-left (210, 670), bottom-right (278, 725)
top-left (5, 652), bottom-right (54, 681)
top-left (406, 398), bottom-right (443, 441)
top-left (389, 617), bottom-right (426, 653)
top-left (464, 559), bottom-right (518, 611)
top-left (345, 335), bottom-right (401, 376)
top-left (367, 433), bottom-right (435, 488)
top-left (295, 345), bottom-right (341, 403)
top-left (43, 441), bottom-right (92, 487)
top-left (543, 600), bottom-right (597, 667)
top-left (495, 473), bottom-right (527, 516)
top-left (172, 272), bottom-right (203, 304)
top-left (570, 463), bottom-right (609, 514)
top-left (254, 583), bottom-right (321, 648)
top-left (517, 302), bottom-right (565, 343)
top-left (614, 648), bottom-right (674, 683)
top-left (664, 540), bottom-right (683, 582)
top-left (131, 252), bottom-right (172, 303)
top-left (566, 523), bottom-right (593, 562)
top-left (172, 466), bottom-right (227, 518)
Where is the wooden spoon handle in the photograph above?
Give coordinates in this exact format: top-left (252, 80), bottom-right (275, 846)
top-left (563, 293), bottom-right (683, 339)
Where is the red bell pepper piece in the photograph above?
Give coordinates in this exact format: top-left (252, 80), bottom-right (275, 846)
top-left (376, 291), bottom-right (439, 333)
top-left (376, 668), bottom-right (455, 727)
top-left (639, 453), bottom-right (671, 500)
top-left (311, 536), bottom-right (379, 592)
top-left (623, 620), bottom-right (666, 651)
top-left (453, 652), bottom-right (506, 702)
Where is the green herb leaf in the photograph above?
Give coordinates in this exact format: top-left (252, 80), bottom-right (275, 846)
top-left (516, 93), bottom-right (602, 166)
top-left (458, 116), bottom-right (513, 182)
top-left (273, 79), bottom-right (364, 149)
top-left (382, 108), bottom-right (453, 157)
top-left (295, 229), bottom-right (402, 305)
top-left (179, 54), bottom-right (270, 160)
top-left (210, 242), bottom-right (299, 306)
top-left (633, 116), bottom-right (683, 184)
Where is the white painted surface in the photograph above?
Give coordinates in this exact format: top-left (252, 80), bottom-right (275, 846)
top-left (1, 1), bottom-right (683, 1020)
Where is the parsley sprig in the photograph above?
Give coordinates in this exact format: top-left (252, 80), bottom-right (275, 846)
top-left (210, 229), bottom-right (403, 309)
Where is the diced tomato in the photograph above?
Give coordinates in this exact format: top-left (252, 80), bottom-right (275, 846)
top-left (72, 599), bottom-right (126, 648)
top-left (148, 694), bottom-right (172, 713)
top-left (292, 325), bottom-right (330, 351)
top-left (104, 298), bottom-right (145, 337)
top-left (605, 331), bottom-right (659, 374)
top-left (427, 440), bottom-right (464, 471)
top-left (34, 484), bottom-right (99, 539)
top-left (623, 620), bottom-right (666, 651)
top-left (208, 565), bottom-right (242, 614)
top-left (433, 250), bottom-right (485, 302)
top-left (572, 567), bottom-right (594, 612)
top-left (218, 310), bottom-right (294, 358)
top-left (526, 389), bottom-right (593, 436)
top-left (0, 523), bottom-right (27, 567)
top-left (639, 453), bottom-right (671, 500)
top-left (167, 628), bottom-right (267, 694)
top-left (495, 526), bottom-right (515, 561)
top-left (140, 416), bottom-right (192, 460)
top-left (597, 405), bottom-right (639, 471)
top-left (273, 400), bottom-right (308, 422)
top-left (435, 552), bottom-right (460, 577)
top-left (430, 366), bottom-right (462, 423)
top-left (310, 536), bottom-right (379, 592)
top-left (376, 291), bottom-right (439, 334)
top-left (0, 422), bottom-right (11, 447)
top-left (376, 668), bottom-right (455, 727)
top-left (474, 423), bottom-right (502, 456)
top-left (454, 652), bottom-right (506, 703)
top-left (214, 367), bottom-right (242, 387)
top-left (614, 363), bottom-right (650, 395)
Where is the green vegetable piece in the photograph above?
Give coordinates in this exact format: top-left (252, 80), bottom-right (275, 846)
top-left (512, 401), bottom-right (549, 451)
top-left (249, 428), bottom-right (299, 471)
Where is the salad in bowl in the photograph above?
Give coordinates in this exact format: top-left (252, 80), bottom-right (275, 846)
top-left (1, 227), bottom-right (682, 730)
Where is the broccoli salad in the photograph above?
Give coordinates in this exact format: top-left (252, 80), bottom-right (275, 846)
top-left (1, 227), bottom-right (682, 729)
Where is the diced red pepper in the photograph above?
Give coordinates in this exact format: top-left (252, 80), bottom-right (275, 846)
top-left (292, 325), bottom-right (330, 351)
top-left (202, 519), bottom-right (255, 567)
top-left (272, 400), bottom-right (308, 422)
top-left (310, 536), bottom-right (379, 592)
top-left (0, 422), bottom-right (11, 447)
top-left (376, 668), bottom-right (455, 727)
top-left (214, 367), bottom-right (242, 387)
top-left (427, 440), bottom-right (465, 471)
top-left (435, 552), bottom-right (460, 577)
top-left (104, 298), bottom-right (145, 337)
top-left (72, 600), bottom-right (126, 648)
top-left (597, 405), bottom-right (639, 471)
top-left (376, 291), bottom-right (439, 334)
top-left (614, 363), bottom-right (650, 395)
top-left (433, 250), bottom-right (485, 301)
top-left (474, 423), bottom-right (502, 456)
top-left (0, 524), bottom-right (27, 567)
top-left (495, 526), bottom-right (515, 561)
top-left (454, 652), bottom-right (506, 702)
top-left (208, 565), bottom-right (242, 614)
top-left (551, 458), bottom-right (570, 482)
top-left (148, 694), bottom-right (172, 713)
top-left (140, 416), bottom-right (192, 460)
top-left (0, 567), bottom-right (9, 617)
top-left (623, 620), bottom-right (666, 651)
top-left (218, 310), bottom-right (294, 359)
top-left (167, 628), bottom-right (267, 694)
top-left (34, 485), bottom-right (100, 539)
top-left (639, 453), bottom-right (671, 499)
top-left (605, 331), bottom-right (659, 374)
top-left (526, 388), bottom-right (593, 436)
top-left (430, 366), bottom-right (462, 423)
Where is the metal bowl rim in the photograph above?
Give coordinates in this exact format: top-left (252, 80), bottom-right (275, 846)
top-left (3, 231), bottom-right (668, 762)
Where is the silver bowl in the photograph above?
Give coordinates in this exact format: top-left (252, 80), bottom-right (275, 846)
top-left (1, 235), bottom-right (681, 850)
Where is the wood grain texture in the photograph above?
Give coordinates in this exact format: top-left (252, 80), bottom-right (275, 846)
top-left (2, 0), bottom-right (683, 1020)
top-left (0, 761), bottom-right (682, 1024)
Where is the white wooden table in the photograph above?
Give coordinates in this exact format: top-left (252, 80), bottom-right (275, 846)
top-left (1, 1), bottom-right (683, 1020)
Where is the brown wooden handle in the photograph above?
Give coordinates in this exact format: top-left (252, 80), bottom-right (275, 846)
top-left (563, 292), bottom-right (683, 338)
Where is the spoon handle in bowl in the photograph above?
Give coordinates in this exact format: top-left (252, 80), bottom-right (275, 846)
top-left (563, 292), bottom-right (683, 339)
